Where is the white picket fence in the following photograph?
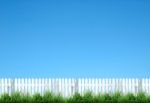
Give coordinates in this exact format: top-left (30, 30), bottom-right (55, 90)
top-left (0, 78), bottom-right (150, 96)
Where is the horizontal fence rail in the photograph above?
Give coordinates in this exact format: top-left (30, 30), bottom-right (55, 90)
top-left (0, 78), bottom-right (150, 96)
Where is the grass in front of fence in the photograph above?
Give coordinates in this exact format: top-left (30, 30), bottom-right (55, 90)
top-left (0, 92), bottom-right (150, 103)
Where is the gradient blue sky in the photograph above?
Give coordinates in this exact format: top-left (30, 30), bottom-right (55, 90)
top-left (0, 0), bottom-right (150, 78)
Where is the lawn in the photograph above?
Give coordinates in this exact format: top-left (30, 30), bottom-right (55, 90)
top-left (0, 92), bottom-right (150, 103)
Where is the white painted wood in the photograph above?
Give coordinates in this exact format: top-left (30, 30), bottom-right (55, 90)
top-left (0, 78), bottom-right (150, 96)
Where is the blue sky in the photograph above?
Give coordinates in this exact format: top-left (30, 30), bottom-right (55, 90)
top-left (0, 0), bottom-right (150, 78)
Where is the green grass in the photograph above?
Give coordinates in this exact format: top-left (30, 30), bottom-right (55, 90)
top-left (0, 92), bottom-right (150, 103)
